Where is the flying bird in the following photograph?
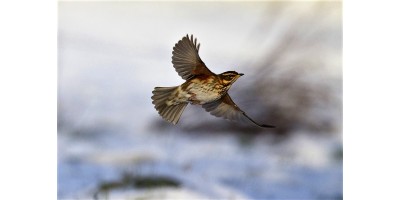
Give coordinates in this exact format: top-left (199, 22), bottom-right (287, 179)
top-left (151, 34), bottom-right (275, 128)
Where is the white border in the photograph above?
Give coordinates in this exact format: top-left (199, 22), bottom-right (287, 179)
top-left (0, 1), bottom-right (57, 199)
top-left (344, 0), bottom-right (400, 199)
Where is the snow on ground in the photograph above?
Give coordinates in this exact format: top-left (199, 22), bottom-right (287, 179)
top-left (58, 129), bottom-right (342, 199)
top-left (58, 2), bottom-right (342, 199)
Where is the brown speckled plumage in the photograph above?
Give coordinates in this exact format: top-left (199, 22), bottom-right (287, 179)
top-left (151, 34), bottom-right (275, 128)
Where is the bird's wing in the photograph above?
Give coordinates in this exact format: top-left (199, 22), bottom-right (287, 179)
top-left (172, 34), bottom-right (215, 80)
top-left (202, 94), bottom-right (275, 128)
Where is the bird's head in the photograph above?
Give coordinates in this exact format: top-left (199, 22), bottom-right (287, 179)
top-left (219, 71), bottom-right (244, 86)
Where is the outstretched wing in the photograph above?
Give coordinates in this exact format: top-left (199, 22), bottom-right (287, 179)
top-left (202, 94), bottom-right (275, 128)
top-left (172, 34), bottom-right (215, 80)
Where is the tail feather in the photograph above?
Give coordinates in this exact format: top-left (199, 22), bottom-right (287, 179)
top-left (151, 86), bottom-right (188, 124)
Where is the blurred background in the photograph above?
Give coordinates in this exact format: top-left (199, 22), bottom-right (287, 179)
top-left (58, 1), bottom-right (342, 199)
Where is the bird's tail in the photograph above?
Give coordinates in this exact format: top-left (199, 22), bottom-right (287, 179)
top-left (151, 86), bottom-right (188, 125)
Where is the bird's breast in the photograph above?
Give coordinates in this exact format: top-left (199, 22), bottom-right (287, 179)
top-left (183, 77), bottom-right (226, 104)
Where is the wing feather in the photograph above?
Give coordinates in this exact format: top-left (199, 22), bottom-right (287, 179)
top-left (172, 34), bottom-right (215, 80)
top-left (202, 94), bottom-right (275, 128)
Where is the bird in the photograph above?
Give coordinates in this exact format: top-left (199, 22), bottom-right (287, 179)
top-left (151, 34), bottom-right (275, 128)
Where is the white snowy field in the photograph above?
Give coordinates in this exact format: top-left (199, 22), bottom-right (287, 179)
top-left (58, 2), bottom-right (342, 199)
top-left (58, 129), bottom-right (342, 199)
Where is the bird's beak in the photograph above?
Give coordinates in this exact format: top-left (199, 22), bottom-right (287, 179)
top-left (239, 73), bottom-right (244, 76)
